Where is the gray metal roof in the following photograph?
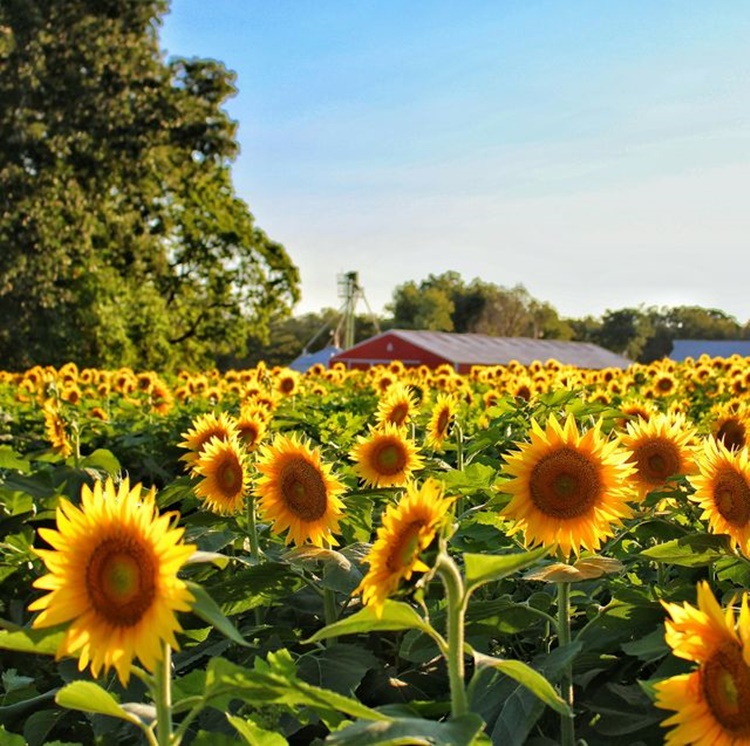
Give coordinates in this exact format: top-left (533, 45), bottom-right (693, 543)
top-left (670, 339), bottom-right (750, 361)
top-left (374, 330), bottom-right (632, 369)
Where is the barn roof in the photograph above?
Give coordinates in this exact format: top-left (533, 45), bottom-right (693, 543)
top-left (670, 339), bottom-right (750, 362)
top-left (288, 345), bottom-right (342, 372)
top-left (335, 330), bottom-right (632, 369)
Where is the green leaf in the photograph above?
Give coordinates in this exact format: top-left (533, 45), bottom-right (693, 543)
top-left (202, 563), bottom-right (301, 615)
top-left (473, 652), bottom-right (571, 716)
top-left (0, 725), bottom-right (25, 746)
top-left (474, 643), bottom-right (581, 746)
top-left (464, 546), bottom-right (549, 592)
top-left (186, 581), bottom-right (250, 647)
top-left (227, 714), bottom-right (288, 745)
top-left (79, 448), bottom-right (120, 475)
top-left (23, 708), bottom-right (66, 746)
top-left (0, 625), bottom-right (65, 656)
top-left (185, 550), bottom-right (231, 569)
top-left (282, 545), bottom-right (364, 594)
top-left (639, 533), bottom-right (732, 566)
top-left (620, 627), bottom-right (669, 662)
top-left (325, 713), bottom-right (485, 746)
top-left (297, 643), bottom-right (378, 697)
top-left (0, 472), bottom-right (56, 499)
top-left (55, 681), bottom-right (141, 726)
top-left (0, 446), bottom-right (30, 473)
top-left (304, 600), bottom-right (441, 646)
top-left (441, 463), bottom-right (497, 493)
top-left (2, 668), bottom-right (34, 693)
top-left (203, 653), bottom-right (388, 727)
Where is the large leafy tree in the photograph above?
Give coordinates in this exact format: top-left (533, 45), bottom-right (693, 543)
top-left (0, 0), bottom-right (299, 370)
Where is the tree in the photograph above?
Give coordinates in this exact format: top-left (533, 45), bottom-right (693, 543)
top-left (388, 272), bottom-right (572, 340)
top-left (0, 0), bottom-right (299, 370)
top-left (593, 308), bottom-right (653, 360)
top-left (388, 280), bottom-right (455, 331)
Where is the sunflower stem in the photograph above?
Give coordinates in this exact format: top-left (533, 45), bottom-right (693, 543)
top-left (454, 422), bottom-right (465, 517)
top-left (154, 642), bottom-right (174, 746)
top-left (323, 586), bottom-right (339, 647)
top-left (557, 580), bottom-right (576, 746)
top-left (245, 494), bottom-right (265, 627)
top-left (246, 493), bottom-right (260, 563)
top-left (435, 551), bottom-right (469, 718)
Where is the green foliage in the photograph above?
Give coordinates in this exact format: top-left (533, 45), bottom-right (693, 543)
top-left (0, 0), bottom-right (299, 370)
top-left (1, 355), bottom-right (749, 743)
top-left (387, 272), bottom-right (574, 340)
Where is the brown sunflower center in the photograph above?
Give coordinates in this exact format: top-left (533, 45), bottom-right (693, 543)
top-left (633, 438), bottom-right (682, 485)
top-left (239, 424), bottom-right (260, 447)
top-left (515, 385), bottom-right (531, 401)
top-left (701, 641), bottom-right (750, 735)
top-left (435, 408), bottom-right (451, 436)
top-left (387, 403), bottom-right (409, 426)
top-left (373, 440), bottom-right (407, 476)
top-left (217, 454), bottom-right (243, 496)
top-left (656, 376), bottom-right (674, 393)
top-left (279, 377), bottom-right (296, 394)
top-left (529, 447), bottom-right (602, 519)
top-left (86, 536), bottom-right (157, 628)
top-left (280, 458), bottom-right (328, 521)
top-left (713, 468), bottom-right (750, 526)
top-left (387, 520), bottom-right (425, 572)
top-left (717, 420), bottom-right (747, 451)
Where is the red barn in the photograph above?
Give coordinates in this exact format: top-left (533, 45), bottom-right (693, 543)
top-left (329, 330), bottom-right (631, 373)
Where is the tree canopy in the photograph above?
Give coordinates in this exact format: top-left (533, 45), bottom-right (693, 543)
top-left (0, 0), bottom-right (299, 370)
top-left (387, 272), bottom-right (574, 340)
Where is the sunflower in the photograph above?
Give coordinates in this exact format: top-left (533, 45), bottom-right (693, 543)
top-left (42, 399), bottom-right (72, 458)
top-left (654, 581), bottom-right (750, 744)
top-left (274, 368), bottom-right (301, 397)
top-left (708, 404), bottom-right (750, 451)
top-left (356, 478), bottom-right (454, 617)
top-left (375, 383), bottom-right (418, 428)
top-left (349, 423), bottom-right (425, 489)
top-left (28, 478), bottom-right (195, 685)
top-left (193, 435), bottom-right (248, 515)
top-left (254, 433), bottom-right (345, 547)
top-left (235, 406), bottom-right (269, 451)
top-left (425, 393), bottom-right (457, 450)
top-left (651, 370), bottom-right (679, 398)
top-left (500, 414), bottom-right (636, 557)
top-left (688, 437), bottom-right (750, 551)
top-left (620, 413), bottom-right (698, 501)
top-left (178, 411), bottom-right (240, 472)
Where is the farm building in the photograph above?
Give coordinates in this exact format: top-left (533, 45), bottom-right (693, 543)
top-left (669, 339), bottom-right (750, 362)
top-left (328, 330), bottom-right (631, 372)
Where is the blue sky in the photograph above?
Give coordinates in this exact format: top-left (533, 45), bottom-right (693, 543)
top-left (159, 1), bottom-right (750, 322)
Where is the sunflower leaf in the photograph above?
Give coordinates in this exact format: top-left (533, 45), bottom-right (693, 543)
top-left (79, 448), bottom-right (120, 476)
top-left (473, 651), bottom-right (573, 716)
top-left (55, 681), bottom-right (143, 726)
top-left (185, 550), bottom-right (231, 569)
top-left (227, 713), bottom-right (289, 745)
top-left (186, 581), bottom-right (250, 647)
top-left (0, 624), bottom-right (66, 656)
top-left (203, 654), bottom-right (389, 727)
top-left (464, 546), bottom-right (549, 592)
top-left (639, 533), bottom-right (732, 566)
top-left (324, 713), bottom-right (486, 746)
top-left (304, 600), bottom-right (441, 646)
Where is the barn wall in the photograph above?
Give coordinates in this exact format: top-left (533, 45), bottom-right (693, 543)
top-left (330, 333), bottom-right (449, 370)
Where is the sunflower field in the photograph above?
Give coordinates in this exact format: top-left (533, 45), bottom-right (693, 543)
top-left (1, 355), bottom-right (750, 746)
